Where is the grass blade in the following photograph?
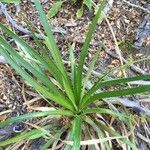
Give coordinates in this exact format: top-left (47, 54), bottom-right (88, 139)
top-left (0, 23), bottom-right (55, 75)
top-left (68, 43), bottom-right (76, 85)
top-left (96, 120), bottom-right (137, 150)
top-left (84, 108), bottom-right (131, 121)
top-left (0, 110), bottom-right (73, 128)
top-left (84, 116), bottom-right (111, 150)
top-left (83, 74), bottom-right (150, 102)
top-left (81, 51), bottom-right (99, 98)
top-left (76, 0), bottom-right (107, 100)
top-left (81, 85), bottom-right (150, 108)
top-left (0, 46), bottom-right (75, 110)
top-left (0, 23), bottom-right (66, 88)
top-left (72, 116), bottom-right (82, 150)
top-left (0, 36), bottom-right (63, 94)
top-left (68, 43), bottom-right (79, 102)
top-left (34, 0), bottom-right (64, 74)
top-left (0, 23), bottom-right (77, 110)
top-left (0, 42), bottom-right (73, 108)
top-left (0, 125), bottom-right (51, 147)
top-left (0, 0), bottom-right (20, 3)
top-left (34, 0), bottom-right (76, 107)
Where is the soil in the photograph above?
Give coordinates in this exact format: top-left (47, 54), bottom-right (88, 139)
top-left (0, 0), bottom-right (150, 149)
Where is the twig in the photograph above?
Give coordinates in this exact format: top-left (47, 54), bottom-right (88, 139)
top-left (104, 16), bottom-right (128, 80)
top-left (123, 0), bottom-right (150, 14)
top-left (137, 132), bottom-right (150, 143)
top-left (96, 97), bottom-right (150, 116)
top-left (100, 42), bottom-right (147, 75)
top-left (74, 38), bottom-right (147, 75)
top-left (0, 3), bottom-right (67, 38)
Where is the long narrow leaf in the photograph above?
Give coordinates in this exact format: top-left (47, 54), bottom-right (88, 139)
top-left (83, 74), bottom-right (150, 102)
top-left (34, 0), bottom-right (64, 71)
top-left (0, 125), bottom-right (52, 147)
top-left (0, 46), bottom-right (75, 110)
top-left (96, 120), bottom-right (137, 150)
top-left (68, 43), bottom-right (76, 86)
top-left (41, 127), bottom-right (66, 150)
top-left (81, 51), bottom-right (99, 98)
top-left (34, 0), bottom-right (76, 107)
top-left (0, 23), bottom-right (62, 79)
top-left (0, 23), bottom-right (46, 66)
top-left (0, 41), bottom-right (72, 107)
top-left (0, 23), bottom-right (67, 88)
top-left (76, 0), bottom-right (107, 101)
top-left (84, 108), bottom-right (131, 121)
top-left (0, 0), bottom-right (20, 3)
top-left (68, 43), bottom-right (79, 102)
top-left (81, 85), bottom-right (150, 108)
top-left (27, 23), bottom-right (75, 92)
top-left (84, 116), bottom-right (111, 150)
top-left (0, 36), bottom-right (64, 95)
top-left (72, 116), bottom-right (82, 150)
top-left (0, 23), bottom-right (77, 110)
top-left (0, 110), bottom-right (73, 128)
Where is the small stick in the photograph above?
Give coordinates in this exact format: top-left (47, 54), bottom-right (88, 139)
top-left (123, 0), bottom-right (150, 14)
top-left (0, 3), bottom-right (67, 37)
top-left (104, 16), bottom-right (128, 80)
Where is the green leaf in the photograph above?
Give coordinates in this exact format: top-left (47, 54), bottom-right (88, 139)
top-left (68, 43), bottom-right (78, 102)
top-left (81, 85), bottom-right (150, 108)
top-left (96, 121), bottom-right (137, 150)
top-left (41, 127), bottom-right (66, 150)
top-left (0, 23), bottom-right (55, 75)
top-left (68, 43), bottom-right (76, 85)
top-left (0, 33), bottom-right (77, 109)
top-left (84, 108), bottom-right (132, 121)
top-left (47, 1), bottom-right (63, 19)
top-left (81, 51), bottom-right (99, 98)
top-left (83, 116), bottom-right (111, 150)
top-left (83, 0), bottom-right (93, 10)
top-left (83, 74), bottom-right (150, 103)
top-left (34, 0), bottom-right (76, 107)
top-left (0, 42), bottom-right (74, 110)
top-left (76, 0), bottom-right (107, 101)
top-left (0, 46), bottom-right (74, 110)
top-left (76, 5), bottom-right (84, 18)
top-left (0, 126), bottom-right (51, 147)
top-left (0, 0), bottom-right (20, 3)
top-left (34, 0), bottom-right (64, 73)
top-left (72, 116), bottom-right (82, 150)
top-left (0, 36), bottom-right (62, 94)
top-left (0, 110), bottom-right (73, 128)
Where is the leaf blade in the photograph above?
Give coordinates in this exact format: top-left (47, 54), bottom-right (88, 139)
top-left (0, 110), bottom-right (73, 128)
top-left (0, 0), bottom-right (20, 3)
top-left (0, 46), bottom-right (74, 110)
top-left (81, 51), bottom-right (99, 98)
top-left (47, 1), bottom-right (63, 19)
top-left (81, 85), bottom-right (150, 108)
top-left (83, 74), bottom-right (150, 103)
top-left (72, 116), bottom-right (82, 150)
top-left (76, 0), bottom-right (107, 101)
